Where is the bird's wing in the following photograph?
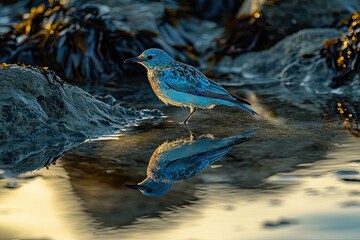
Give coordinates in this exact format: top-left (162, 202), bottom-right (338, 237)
top-left (163, 146), bottom-right (234, 181)
top-left (160, 62), bottom-right (251, 105)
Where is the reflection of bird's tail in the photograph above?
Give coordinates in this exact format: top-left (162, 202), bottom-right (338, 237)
top-left (221, 130), bottom-right (256, 147)
top-left (240, 130), bottom-right (256, 138)
top-left (232, 130), bottom-right (256, 144)
top-left (236, 103), bottom-right (259, 116)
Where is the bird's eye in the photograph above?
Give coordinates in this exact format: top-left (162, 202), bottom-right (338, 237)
top-left (147, 55), bottom-right (153, 60)
top-left (146, 188), bottom-right (153, 193)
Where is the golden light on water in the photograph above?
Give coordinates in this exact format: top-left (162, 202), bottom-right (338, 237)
top-left (0, 167), bottom-right (92, 240)
top-left (0, 135), bottom-right (359, 240)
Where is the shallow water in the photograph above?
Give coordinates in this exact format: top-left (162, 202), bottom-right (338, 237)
top-left (1, 81), bottom-right (359, 240)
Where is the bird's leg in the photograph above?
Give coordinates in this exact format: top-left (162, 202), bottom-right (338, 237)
top-left (184, 122), bottom-right (197, 141)
top-left (182, 107), bottom-right (197, 125)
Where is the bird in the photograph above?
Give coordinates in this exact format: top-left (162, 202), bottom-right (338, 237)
top-left (125, 130), bottom-right (255, 196)
top-left (124, 48), bottom-right (258, 125)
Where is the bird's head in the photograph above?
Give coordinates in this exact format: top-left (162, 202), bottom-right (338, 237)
top-left (125, 177), bottom-right (173, 197)
top-left (124, 48), bottom-right (174, 70)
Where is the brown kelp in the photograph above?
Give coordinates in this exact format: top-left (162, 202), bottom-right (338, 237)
top-left (0, 0), bottom-right (214, 84)
top-left (0, 2), bottom-right (161, 84)
top-left (321, 12), bottom-right (360, 88)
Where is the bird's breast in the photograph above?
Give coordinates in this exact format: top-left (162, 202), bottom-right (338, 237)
top-left (147, 70), bottom-right (175, 104)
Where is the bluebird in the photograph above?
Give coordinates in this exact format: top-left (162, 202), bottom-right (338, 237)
top-left (124, 48), bottom-right (258, 125)
top-left (125, 130), bottom-right (255, 196)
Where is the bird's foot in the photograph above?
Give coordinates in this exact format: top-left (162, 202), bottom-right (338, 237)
top-left (189, 132), bottom-right (197, 141)
top-left (182, 122), bottom-right (197, 141)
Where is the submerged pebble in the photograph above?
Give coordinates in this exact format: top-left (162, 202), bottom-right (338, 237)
top-left (4, 181), bottom-right (19, 189)
top-left (263, 218), bottom-right (298, 228)
top-left (335, 170), bottom-right (360, 182)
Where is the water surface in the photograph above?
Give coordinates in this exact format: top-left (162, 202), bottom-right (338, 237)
top-left (1, 82), bottom-right (359, 240)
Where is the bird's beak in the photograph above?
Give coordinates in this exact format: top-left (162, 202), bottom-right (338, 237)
top-left (124, 184), bottom-right (139, 190)
top-left (123, 56), bottom-right (142, 63)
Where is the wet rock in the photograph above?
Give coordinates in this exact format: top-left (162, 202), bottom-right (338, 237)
top-left (216, 0), bottom-right (353, 56)
top-left (321, 12), bottom-right (360, 88)
top-left (215, 28), bottom-right (340, 89)
top-left (214, 28), bottom-right (360, 136)
top-left (95, 95), bottom-right (117, 106)
top-left (0, 64), bottom-right (161, 141)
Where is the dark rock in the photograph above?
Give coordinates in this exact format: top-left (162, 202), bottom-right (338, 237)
top-left (214, 28), bottom-right (360, 136)
top-left (95, 94), bottom-right (117, 106)
top-left (216, 0), bottom-right (353, 57)
top-left (175, 0), bottom-right (243, 21)
top-left (0, 64), bottom-right (162, 141)
top-left (215, 28), bottom-right (340, 88)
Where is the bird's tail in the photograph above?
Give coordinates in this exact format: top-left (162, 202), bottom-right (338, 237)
top-left (235, 102), bottom-right (259, 116)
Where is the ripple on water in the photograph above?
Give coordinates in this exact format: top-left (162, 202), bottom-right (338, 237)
top-left (341, 201), bottom-right (360, 208)
top-left (335, 170), bottom-right (360, 183)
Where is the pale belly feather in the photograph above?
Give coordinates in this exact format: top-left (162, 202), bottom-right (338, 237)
top-left (147, 73), bottom-right (217, 109)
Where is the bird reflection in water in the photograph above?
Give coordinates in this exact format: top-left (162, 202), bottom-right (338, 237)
top-left (125, 130), bottom-right (255, 196)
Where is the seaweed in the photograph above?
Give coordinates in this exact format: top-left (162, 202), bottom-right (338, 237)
top-left (321, 12), bottom-right (360, 88)
top-left (0, 1), bottom-right (161, 84)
